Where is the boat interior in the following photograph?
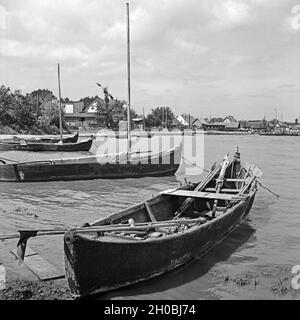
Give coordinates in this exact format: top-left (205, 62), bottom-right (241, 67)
top-left (80, 154), bottom-right (260, 242)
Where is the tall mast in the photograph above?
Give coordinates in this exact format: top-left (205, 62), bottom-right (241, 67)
top-left (126, 2), bottom-right (131, 152)
top-left (57, 63), bottom-right (63, 142)
top-left (166, 107), bottom-right (168, 129)
top-left (143, 107), bottom-right (145, 131)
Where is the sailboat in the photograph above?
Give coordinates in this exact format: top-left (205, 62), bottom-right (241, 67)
top-left (0, 65), bottom-right (93, 152)
top-left (0, 3), bottom-right (182, 182)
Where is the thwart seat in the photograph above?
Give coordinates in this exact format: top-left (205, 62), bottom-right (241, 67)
top-left (204, 188), bottom-right (241, 193)
top-left (161, 189), bottom-right (246, 201)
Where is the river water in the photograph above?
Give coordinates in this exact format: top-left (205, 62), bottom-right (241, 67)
top-left (0, 134), bottom-right (299, 300)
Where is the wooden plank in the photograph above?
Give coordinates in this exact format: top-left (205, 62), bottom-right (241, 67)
top-left (11, 247), bottom-right (65, 281)
top-left (204, 188), bottom-right (240, 193)
top-left (161, 190), bottom-right (246, 201)
top-left (144, 201), bottom-right (157, 222)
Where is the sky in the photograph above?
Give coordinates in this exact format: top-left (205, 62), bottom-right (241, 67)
top-left (0, 0), bottom-right (299, 121)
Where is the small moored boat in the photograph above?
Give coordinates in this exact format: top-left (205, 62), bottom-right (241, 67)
top-left (1, 132), bottom-right (79, 144)
top-left (0, 144), bottom-right (182, 181)
top-left (0, 138), bottom-right (93, 152)
top-left (63, 148), bottom-right (262, 297)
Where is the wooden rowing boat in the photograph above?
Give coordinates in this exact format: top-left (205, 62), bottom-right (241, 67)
top-left (63, 149), bottom-right (262, 297)
top-left (0, 138), bottom-right (93, 152)
top-left (0, 144), bottom-right (182, 181)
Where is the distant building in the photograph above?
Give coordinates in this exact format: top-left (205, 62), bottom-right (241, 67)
top-left (239, 120), bottom-right (267, 131)
top-left (62, 100), bottom-right (98, 128)
top-left (202, 122), bottom-right (226, 131)
top-left (63, 100), bottom-right (84, 114)
top-left (223, 115), bottom-right (237, 123)
top-left (176, 115), bottom-right (189, 126)
top-left (192, 118), bottom-right (208, 129)
top-left (223, 122), bottom-right (241, 131)
top-left (132, 117), bottom-right (144, 130)
top-left (82, 99), bottom-right (99, 113)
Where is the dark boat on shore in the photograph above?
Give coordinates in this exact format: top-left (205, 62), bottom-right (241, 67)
top-left (0, 144), bottom-right (182, 181)
top-left (63, 149), bottom-right (262, 297)
top-left (0, 138), bottom-right (93, 152)
top-left (259, 132), bottom-right (299, 136)
top-left (4, 132), bottom-right (79, 144)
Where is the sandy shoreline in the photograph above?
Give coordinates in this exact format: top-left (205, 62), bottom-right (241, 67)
top-left (1, 229), bottom-right (299, 300)
top-left (1, 264), bottom-right (299, 300)
top-left (0, 279), bottom-right (73, 300)
top-left (0, 205), bottom-right (300, 300)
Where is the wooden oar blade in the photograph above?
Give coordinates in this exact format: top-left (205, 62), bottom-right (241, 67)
top-left (16, 231), bottom-right (38, 262)
top-left (252, 166), bottom-right (263, 178)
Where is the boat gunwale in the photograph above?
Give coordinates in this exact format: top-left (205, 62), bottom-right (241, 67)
top-left (71, 189), bottom-right (255, 244)
top-left (0, 144), bottom-right (182, 167)
top-left (0, 139), bottom-right (88, 147)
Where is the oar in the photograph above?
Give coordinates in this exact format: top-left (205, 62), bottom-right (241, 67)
top-left (173, 157), bottom-right (227, 220)
top-left (0, 217), bottom-right (208, 240)
top-left (211, 153), bottom-right (230, 217)
top-left (0, 217), bottom-right (207, 260)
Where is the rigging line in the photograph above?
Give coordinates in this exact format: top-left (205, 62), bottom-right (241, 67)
top-left (0, 156), bottom-right (20, 163)
top-left (181, 156), bottom-right (211, 173)
top-left (257, 180), bottom-right (280, 198)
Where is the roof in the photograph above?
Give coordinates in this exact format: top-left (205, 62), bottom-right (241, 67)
top-left (82, 99), bottom-right (103, 113)
top-left (240, 120), bottom-right (265, 129)
top-left (64, 113), bottom-right (97, 118)
top-left (132, 118), bottom-right (144, 122)
top-left (205, 122), bottom-right (226, 126)
top-left (225, 122), bottom-right (240, 129)
top-left (62, 100), bottom-right (83, 105)
top-left (192, 118), bottom-right (209, 125)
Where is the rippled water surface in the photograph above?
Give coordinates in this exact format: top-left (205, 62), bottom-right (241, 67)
top-left (0, 135), bottom-right (299, 299)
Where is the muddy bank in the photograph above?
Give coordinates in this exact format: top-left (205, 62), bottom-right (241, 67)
top-left (0, 279), bottom-right (73, 300)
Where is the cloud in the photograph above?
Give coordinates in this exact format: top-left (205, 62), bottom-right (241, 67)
top-left (210, 0), bottom-right (253, 29)
top-left (0, 38), bottom-right (89, 65)
top-left (0, 0), bottom-right (299, 120)
top-left (0, 4), bottom-right (7, 30)
top-left (288, 5), bottom-right (300, 31)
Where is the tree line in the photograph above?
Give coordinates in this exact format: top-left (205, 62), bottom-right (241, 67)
top-left (0, 85), bottom-right (176, 134)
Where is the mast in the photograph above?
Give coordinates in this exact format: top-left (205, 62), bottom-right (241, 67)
top-left (166, 107), bottom-right (168, 129)
top-left (126, 2), bottom-right (131, 152)
top-left (143, 107), bottom-right (146, 131)
top-left (57, 63), bottom-right (63, 142)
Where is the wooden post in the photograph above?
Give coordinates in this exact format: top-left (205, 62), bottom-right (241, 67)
top-left (57, 63), bottom-right (63, 143)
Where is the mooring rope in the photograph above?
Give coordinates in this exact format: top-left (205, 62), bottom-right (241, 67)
top-left (181, 156), bottom-right (211, 173)
top-left (257, 180), bottom-right (280, 198)
top-left (181, 157), bottom-right (280, 199)
top-left (0, 156), bottom-right (20, 164)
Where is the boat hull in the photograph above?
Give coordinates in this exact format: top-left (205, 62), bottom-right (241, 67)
top-left (64, 191), bottom-right (256, 297)
top-left (0, 147), bottom-right (181, 182)
top-left (0, 138), bottom-right (92, 152)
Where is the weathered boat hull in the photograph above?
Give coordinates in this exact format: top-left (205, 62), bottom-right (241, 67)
top-left (64, 190), bottom-right (256, 297)
top-left (0, 147), bottom-right (181, 182)
top-left (8, 132), bottom-right (79, 144)
top-left (33, 132), bottom-right (79, 143)
top-left (0, 138), bottom-right (92, 152)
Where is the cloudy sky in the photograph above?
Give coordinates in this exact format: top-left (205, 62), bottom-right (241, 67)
top-left (0, 0), bottom-right (299, 120)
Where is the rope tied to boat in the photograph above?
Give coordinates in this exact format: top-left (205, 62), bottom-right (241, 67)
top-left (0, 156), bottom-right (20, 164)
top-left (181, 156), bottom-right (211, 173)
top-left (256, 180), bottom-right (280, 198)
